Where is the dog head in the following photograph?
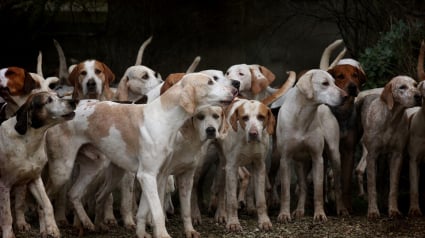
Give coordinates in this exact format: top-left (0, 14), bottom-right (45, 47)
top-left (380, 75), bottom-right (421, 110)
top-left (228, 99), bottom-right (275, 143)
top-left (68, 60), bottom-right (115, 100)
top-left (116, 65), bottom-right (162, 100)
top-left (187, 105), bottom-right (226, 140)
top-left (328, 59), bottom-right (366, 97)
top-left (225, 64), bottom-right (275, 95)
top-left (176, 73), bottom-right (237, 114)
top-left (14, 91), bottom-right (77, 135)
top-left (0, 67), bottom-right (39, 96)
top-left (200, 69), bottom-right (228, 86)
top-left (296, 69), bottom-right (348, 107)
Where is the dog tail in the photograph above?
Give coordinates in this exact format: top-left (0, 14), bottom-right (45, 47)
top-left (329, 47), bottom-right (347, 69)
top-left (37, 51), bottom-right (43, 77)
top-left (418, 40), bottom-right (425, 82)
top-left (53, 39), bottom-right (70, 85)
top-left (261, 71), bottom-right (296, 106)
top-left (320, 39), bottom-right (345, 70)
top-left (135, 36), bottom-right (153, 66)
top-left (186, 56), bottom-right (201, 73)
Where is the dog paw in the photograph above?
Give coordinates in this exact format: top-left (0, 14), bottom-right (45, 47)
top-left (214, 210), bottom-right (227, 224)
top-left (367, 209), bottom-right (380, 219)
top-left (292, 209), bottom-right (305, 219)
top-left (408, 207), bottom-right (422, 217)
top-left (277, 212), bottom-right (291, 223)
top-left (41, 225), bottom-right (61, 238)
top-left (337, 207), bottom-right (350, 217)
top-left (104, 218), bottom-right (118, 226)
top-left (15, 221), bottom-right (31, 231)
top-left (185, 230), bottom-right (201, 238)
top-left (388, 209), bottom-right (402, 218)
top-left (226, 222), bottom-right (242, 232)
top-left (56, 219), bottom-right (70, 228)
top-left (313, 212), bottom-right (327, 222)
top-left (258, 220), bottom-right (272, 231)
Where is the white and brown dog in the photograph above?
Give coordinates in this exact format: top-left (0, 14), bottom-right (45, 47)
top-left (0, 91), bottom-right (76, 238)
top-left (215, 98), bottom-right (275, 231)
top-left (44, 73), bottom-right (236, 238)
top-left (276, 69), bottom-right (348, 222)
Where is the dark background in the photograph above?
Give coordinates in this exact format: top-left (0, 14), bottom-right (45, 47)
top-left (0, 0), bottom-right (423, 86)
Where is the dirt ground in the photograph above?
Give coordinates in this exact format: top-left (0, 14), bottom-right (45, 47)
top-left (15, 205), bottom-right (425, 238)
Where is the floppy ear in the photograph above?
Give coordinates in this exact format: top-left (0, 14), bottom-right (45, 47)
top-left (357, 68), bottom-right (367, 86)
top-left (68, 64), bottom-right (80, 87)
top-left (250, 66), bottom-right (276, 95)
top-left (296, 72), bottom-right (314, 99)
top-left (380, 81), bottom-right (394, 110)
top-left (102, 63), bottom-right (116, 85)
top-left (161, 73), bottom-right (185, 95)
top-left (217, 108), bottom-right (228, 138)
top-left (179, 84), bottom-right (196, 114)
top-left (14, 103), bottom-right (29, 135)
top-left (180, 118), bottom-right (194, 139)
top-left (229, 109), bottom-right (239, 132)
top-left (115, 76), bottom-right (129, 101)
top-left (265, 108), bottom-right (276, 135)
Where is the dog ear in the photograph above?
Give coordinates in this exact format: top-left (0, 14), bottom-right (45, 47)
top-left (68, 64), bottom-right (80, 87)
top-left (357, 68), bottom-right (367, 86)
top-left (229, 108), bottom-right (239, 132)
top-left (380, 81), bottom-right (394, 110)
top-left (265, 107), bottom-right (276, 135)
top-left (115, 76), bottom-right (129, 101)
top-left (180, 84), bottom-right (196, 114)
top-left (102, 63), bottom-right (116, 85)
top-left (250, 66), bottom-right (276, 95)
top-left (296, 72), bottom-right (314, 99)
top-left (14, 103), bottom-right (29, 135)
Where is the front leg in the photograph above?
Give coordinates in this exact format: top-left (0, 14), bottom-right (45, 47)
top-left (388, 153), bottom-right (403, 218)
top-left (13, 185), bottom-right (31, 231)
top-left (225, 163), bottom-right (242, 232)
top-left (177, 170), bottom-right (200, 238)
top-left (409, 155), bottom-right (422, 216)
top-left (252, 160), bottom-right (272, 231)
top-left (311, 156), bottom-right (327, 222)
top-left (366, 150), bottom-right (380, 219)
top-left (292, 161), bottom-right (307, 219)
top-left (277, 156), bottom-right (292, 223)
top-left (28, 177), bottom-right (60, 238)
top-left (0, 183), bottom-right (14, 238)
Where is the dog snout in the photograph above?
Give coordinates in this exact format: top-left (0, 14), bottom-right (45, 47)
top-left (231, 80), bottom-right (241, 90)
top-left (248, 130), bottom-right (259, 142)
top-left (206, 127), bottom-right (216, 139)
top-left (347, 83), bottom-right (358, 97)
top-left (86, 79), bottom-right (97, 92)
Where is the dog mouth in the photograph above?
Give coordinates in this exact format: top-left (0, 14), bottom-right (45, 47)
top-left (62, 111), bottom-right (75, 120)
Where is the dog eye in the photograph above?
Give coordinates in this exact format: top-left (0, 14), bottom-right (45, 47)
top-left (242, 115), bottom-right (249, 121)
top-left (322, 81), bottom-right (330, 86)
top-left (208, 79), bottom-right (214, 85)
top-left (257, 115), bottom-right (265, 121)
top-left (81, 71), bottom-right (87, 76)
top-left (399, 85), bottom-right (407, 90)
top-left (196, 114), bottom-right (205, 120)
top-left (142, 74), bottom-right (149, 80)
top-left (239, 72), bottom-right (244, 76)
top-left (226, 71), bottom-right (230, 75)
top-left (47, 97), bottom-right (53, 103)
top-left (213, 113), bottom-right (220, 119)
top-left (95, 69), bottom-right (101, 75)
top-left (336, 74), bottom-right (344, 80)
top-left (213, 76), bottom-right (218, 81)
top-left (352, 73), bottom-right (358, 78)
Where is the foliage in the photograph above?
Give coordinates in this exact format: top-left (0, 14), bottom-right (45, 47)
top-left (359, 20), bottom-right (425, 89)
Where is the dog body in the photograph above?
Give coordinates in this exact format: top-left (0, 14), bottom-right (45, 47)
top-left (45, 73), bottom-right (236, 237)
top-left (327, 59), bottom-right (367, 210)
top-left (215, 99), bottom-right (275, 231)
top-left (0, 92), bottom-right (76, 238)
top-left (358, 75), bottom-right (421, 219)
top-left (276, 69), bottom-right (348, 222)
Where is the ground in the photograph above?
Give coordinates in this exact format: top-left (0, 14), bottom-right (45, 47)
top-left (15, 207), bottom-right (425, 238)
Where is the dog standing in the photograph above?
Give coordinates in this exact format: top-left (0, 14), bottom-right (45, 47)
top-left (0, 92), bottom-right (76, 238)
top-left (276, 69), bottom-right (348, 222)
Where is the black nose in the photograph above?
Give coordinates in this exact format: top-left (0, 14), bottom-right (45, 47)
top-left (415, 94), bottom-right (422, 105)
top-left (347, 83), bottom-right (358, 97)
top-left (231, 80), bottom-right (240, 90)
top-left (206, 127), bottom-right (216, 139)
top-left (87, 79), bottom-right (97, 91)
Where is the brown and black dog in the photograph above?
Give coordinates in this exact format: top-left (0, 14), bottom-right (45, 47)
top-left (327, 59), bottom-right (367, 211)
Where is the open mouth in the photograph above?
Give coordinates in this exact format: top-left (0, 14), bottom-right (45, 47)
top-left (62, 111), bottom-right (76, 120)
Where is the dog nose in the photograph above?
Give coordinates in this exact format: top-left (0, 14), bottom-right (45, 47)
top-left (414, 94), bottom-right (422, 105)
top-left (87, 79), bottom-right (97, 91)
top-left (206, 127), bottom-right (216, 139)
top-left (231, 80), bottom-right (241, 90)
top-left (248, 131), bottom-right (259, 142)
top-left (347, 83), bottom-right (358, 97)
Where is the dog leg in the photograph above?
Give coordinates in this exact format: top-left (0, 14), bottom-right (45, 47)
top-left (293, 161), bottom-right (307, 219)
top-left (409, 155), bottom-right (422, 216)
top-left (120, 171), bottom-right (137, 229)
top-left (13, 185), bottom-right (31, 231)
top-left (191, 168), bottom-right (202, 225)
top-left (328, 146), bottom-right (349, 216)
top-left (177, 170), bottom-right (201, 238)
top-left (103, 193), bottom-right (118, 225)
top-left (388, 153), bottom-right (402, 218)
top-left (312, 157), bottom-right (327, 222)
top-left (356, 143), bottom-right (368, 198)
top-left (54, 184), bottom-right (70, 226)
top-left (366, 150), bottom-right (380, 219)
top-left (277, 156), bottom-right (292, 223)
top-left (213, 158), bottom-right (227, 224)
top-left (28, 177), bottom-right (60, 238)
top-left (252, 160), bottom-right (272, 231)
top-left (0, 183), bottom-right (14, 238)
top-left (136, 192), bottom-right (152, 238)
top-left (225, 161), bottom-right (242, 232)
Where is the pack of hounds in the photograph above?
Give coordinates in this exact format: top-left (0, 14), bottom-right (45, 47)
top-left (0, 37), bottom-right (424, 238)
